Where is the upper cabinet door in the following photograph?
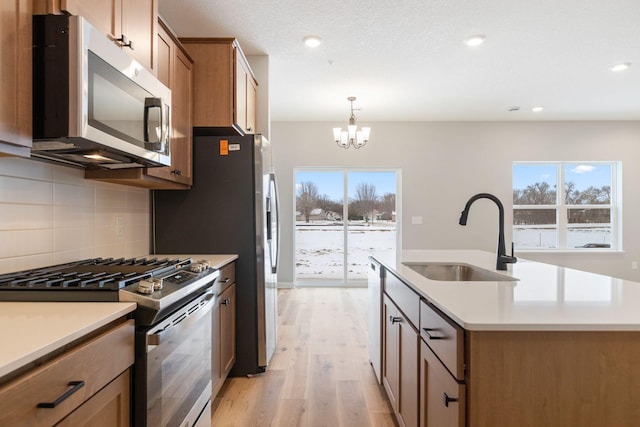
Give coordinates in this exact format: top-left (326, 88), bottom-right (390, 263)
top-left (58, 0), bottom-right (121, 40)
top-left (181, 38), bottom-right (258, 136)
top-left (57, 0), bottom-right (157, 73)
top-left (0, 0), bottom-right (32, 155)
top-left (121, 0), bottom-right (157, 72)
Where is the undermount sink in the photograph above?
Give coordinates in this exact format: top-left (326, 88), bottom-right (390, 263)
top-left (403, 262), bottom-right (518, 282)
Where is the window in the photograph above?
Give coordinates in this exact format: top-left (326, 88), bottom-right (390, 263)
top-left (512, 162), bottom-right (619, 250)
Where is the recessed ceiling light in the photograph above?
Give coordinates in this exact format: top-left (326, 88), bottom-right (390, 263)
top-left (610, 62), bottom-right (631, 72)
top-left (303, 36), bottom-right (322, 48)
top-left (464, 35), bottom-right (486, 47)
top-left (532, 106), bottom-right (544, 112)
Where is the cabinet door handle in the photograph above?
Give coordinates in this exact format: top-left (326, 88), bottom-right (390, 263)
top-left (221, 277), bottom-right (231, 284)
top-left (222, 298), bottom-right (231, 305)
top-left (423, 327), bottom-right (444, 340)
top-left (37, 381), bottom-right (85, 408)
top-left (443, 392), bottom-right (458, 407)
top-left (171, 169), bottom-right (182, 175)
top-left (116, 34), bottom-right (134, 50)
top-left (246, 127), bottom-right (253, 133)
top-left (390, 316), bottom-right (403, 324)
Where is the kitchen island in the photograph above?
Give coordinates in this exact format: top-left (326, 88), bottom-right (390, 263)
top-left (372, 250), bottom-right (640, 427)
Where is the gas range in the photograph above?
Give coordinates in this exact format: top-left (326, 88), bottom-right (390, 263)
top-left (0, 257), bottom-right (220, 325)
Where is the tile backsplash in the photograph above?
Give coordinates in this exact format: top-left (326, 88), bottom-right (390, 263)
top-left (0, 157), bottom-right (150, 274)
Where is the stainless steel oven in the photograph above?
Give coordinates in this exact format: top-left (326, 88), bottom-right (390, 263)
top-left (0, 257), bottom-right (218, 427)
top-left (136, 288), bottom-right (214, 427)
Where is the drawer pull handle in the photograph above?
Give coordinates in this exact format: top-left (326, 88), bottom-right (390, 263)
top-left (222, 298), bottom-right (231, 306)
top-left (221, 277), bottom-right (231, 283)
top-left (443, 392), bottom-right (458, 407)
top-left (37, 381), bottom-right (85, 408)
top-left (390, 316), bottom-right (403, 324)
top-left (423, 328), bottom-right (444, 340)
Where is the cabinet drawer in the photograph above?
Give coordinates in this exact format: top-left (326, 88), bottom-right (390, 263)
top-left (420, 300), bottom-right (464, 381)
top-left (384, 271), bottom-right (420, 327)
top-left (0, 319), bottom-right (134, 426)
top-left (217, 261), bottom-right (236, 291)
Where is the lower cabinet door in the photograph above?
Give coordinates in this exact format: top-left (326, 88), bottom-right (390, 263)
top-left (399, 316), bottom-right (419, 427)
top-left (220, 283), bottom-right (236, 376)
top-left (420, 340), bottom-right (465, 427)
top-left (57, 369), bottom-right (130, 427)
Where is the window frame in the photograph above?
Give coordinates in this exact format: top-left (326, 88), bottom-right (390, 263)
top-left (512, 161), bottom-right (620, 251)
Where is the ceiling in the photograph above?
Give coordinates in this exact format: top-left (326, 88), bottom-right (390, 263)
top-left (158, 0), bottom-right (640, 122)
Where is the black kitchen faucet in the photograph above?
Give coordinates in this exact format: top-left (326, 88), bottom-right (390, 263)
top-left (459, 193), bottom-right (518, 271)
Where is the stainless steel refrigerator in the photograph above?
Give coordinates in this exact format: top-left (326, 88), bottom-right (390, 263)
top-left (152, 134), bottom-right (279, 376)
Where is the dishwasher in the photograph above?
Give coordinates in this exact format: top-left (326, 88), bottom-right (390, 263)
top-left (368, 257), bottom-right (385, 384)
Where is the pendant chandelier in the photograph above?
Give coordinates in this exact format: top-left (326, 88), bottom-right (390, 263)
top-left (332, 96), bottom-right (371, 149)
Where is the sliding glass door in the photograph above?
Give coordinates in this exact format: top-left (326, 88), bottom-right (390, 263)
top-left (295, 169), bottom-right (398, 286)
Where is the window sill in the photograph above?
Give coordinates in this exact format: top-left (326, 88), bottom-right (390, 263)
top-left (516, 249), bottom-right (624, 255)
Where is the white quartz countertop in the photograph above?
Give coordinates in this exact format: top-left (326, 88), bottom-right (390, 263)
top-left (0, 302), bottom-right (136, 380)
top-left (152, 254), bottom-right (238, 269)
top-left (373, 250), bottom-right (640, 331)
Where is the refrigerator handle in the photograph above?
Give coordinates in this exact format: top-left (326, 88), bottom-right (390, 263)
top-left (270, 173), bottom-right (279, 274)
top-left (266, 197), bottom-right (272, 241)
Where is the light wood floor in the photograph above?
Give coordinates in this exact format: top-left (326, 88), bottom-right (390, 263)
top-left (211, 287), bottom-right (397, 427)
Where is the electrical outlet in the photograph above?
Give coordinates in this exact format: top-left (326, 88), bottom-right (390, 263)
top-left (411, 216), bottom-right (423, 225)
top-left (632, 261), bottom-right (638, 270)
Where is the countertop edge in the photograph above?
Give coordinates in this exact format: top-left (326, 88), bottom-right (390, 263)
top-left (152, 254), bottom-right (238, 269)
top-left (0, 302), bottom-right (136, 380)
top-left (371, 251), bottom-right (640, 332)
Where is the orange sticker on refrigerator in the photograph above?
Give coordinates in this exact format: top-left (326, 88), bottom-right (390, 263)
top-left (220, 140), bottom-right (229, 156)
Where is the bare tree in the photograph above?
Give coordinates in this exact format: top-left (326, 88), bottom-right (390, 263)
top-left (296, 181), bottom-right (319, 223)
top-left (378, 193), bottom-right (396, 220)
top-left (352, 183), bottom-right (378, 223)
top-left (513, 182), bottom-right (556, 205)
top-left (316, 195), bottom-right (343, 220)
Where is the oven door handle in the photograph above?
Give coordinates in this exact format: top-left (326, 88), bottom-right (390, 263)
top-left (147, 289), bottom-right (216, 351)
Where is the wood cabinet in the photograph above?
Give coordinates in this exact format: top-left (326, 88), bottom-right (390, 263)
top-left (48, 0), bottom-right (157, 73)
top-left (420, 340), bottom-right (465, 427)
top-left (383, 293), bottom-right (419, 427)
top-left (0, 319), bottom-right (134, 426)
top-left (212, 261), bottom-right (237, 398)
top-left (85, 18), bottom-right (194, 189)
top-left (180, 38), bottom-right (258, 135)
top-left (0, 0), bottom-right (32, 157)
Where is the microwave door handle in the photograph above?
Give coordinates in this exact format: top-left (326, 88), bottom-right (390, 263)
top-left (144, 97), bottom-right (163, 151)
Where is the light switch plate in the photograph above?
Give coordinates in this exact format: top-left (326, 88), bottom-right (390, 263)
top-left (411, 216), bottom-right (423, 225)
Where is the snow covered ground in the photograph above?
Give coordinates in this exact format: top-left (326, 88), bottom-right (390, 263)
top-left (295, 222), bottom-right (396, 283)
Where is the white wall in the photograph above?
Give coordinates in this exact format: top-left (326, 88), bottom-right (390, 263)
top-left (272, 121), bottom-right (640, 284)
top-left (0, 157), bottom-right (150, 274)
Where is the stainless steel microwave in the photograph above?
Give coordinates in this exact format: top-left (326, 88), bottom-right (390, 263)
top-left (32, 14), bottom-right (171, 169)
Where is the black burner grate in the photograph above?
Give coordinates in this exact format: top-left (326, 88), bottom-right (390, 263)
top-left (0, 257), bottom-right (191, 291)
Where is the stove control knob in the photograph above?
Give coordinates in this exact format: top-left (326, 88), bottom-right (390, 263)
top-left (189, 260), bottom-right (211, 273)
top-left (137, 280), bottom-right (155, 294)
top-left (137, 278), bottom-right (163, 294)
